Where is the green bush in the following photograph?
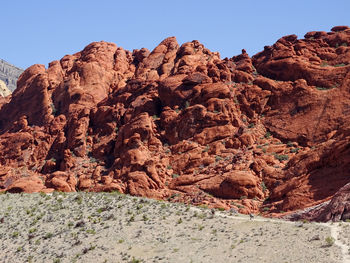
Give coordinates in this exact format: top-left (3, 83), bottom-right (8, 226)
top-left (215, 155), bottom-right (223, 162)
top-left (274, 154), bottom-right (289, 161)
top-left (316, 87), bottom-right (330, 91)
top-left (290, 148), bottom-right (300, 153)
top-left (325, 236), bottom-right (335, 246)
top-left (334, 63), bottom-right (346, 67)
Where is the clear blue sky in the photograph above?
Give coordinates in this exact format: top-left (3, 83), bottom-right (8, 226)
top-left (1, 0), bottom-right (349, 69)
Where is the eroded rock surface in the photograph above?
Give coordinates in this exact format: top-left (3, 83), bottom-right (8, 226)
top-left (1, 26), bottom-right (350, 220)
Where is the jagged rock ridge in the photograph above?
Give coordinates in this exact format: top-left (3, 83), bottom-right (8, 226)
top-left (0, 26), bottom-right (350, 221)
top-left (0, 59), bottom-right (24, 92)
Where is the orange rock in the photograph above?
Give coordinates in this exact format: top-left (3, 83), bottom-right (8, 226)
top-left (0, 27), bottom-right (350, 221)
top-left (7, 176), bottom-right (45, 193)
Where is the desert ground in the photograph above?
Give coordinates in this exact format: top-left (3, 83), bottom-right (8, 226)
top-left (0, 192), bottom-right (349, 263)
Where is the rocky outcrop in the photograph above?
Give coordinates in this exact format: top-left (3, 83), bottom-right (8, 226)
top-left (0, 59), bottom-right (23, 92)
top-left (0, 80), bottom-right (11, 97)
top-left (0, 26), bottom-right (349, 221)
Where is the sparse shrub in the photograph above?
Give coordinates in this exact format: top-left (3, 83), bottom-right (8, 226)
top-left (334, 63), bottom-right (346, 67)
top-left (130, 257), bottom-right (141, 263)
top-left (290, 148), bottom-right (300, 153)
top-left (239, 196), bottom-right (247, 200)
top-left (316, 87), bottom-right (330, 91)
top-left (89, 157), bottom-right (98, 163)
top-left (274, 154), bottom-right (289, 161)
top-left (167, 165), bottom-right (172, 170)
top-left (215, 155), bottom-right (223, 162)
top-left (261, 182), bottom-right (267, 192)
top-left (325, 236), bottom-right (335, 246)
top-left (29, 228), bottom-right (37, 234)
top-left (43, 232), bottom-right (53, 239)
top-left (264, 131), bottom-right (271, 139)
top-left (172, 173), bottom-right (180, 179)
top-left (86, 229), bottom-right (96, 234)
top-left (50, 103), bottom-right (57, 116)
top-left (202, 145), bottom-right (210, 152)
top-left (248, 123), bottom-right (255, 128)
top-left (12, 232), bottom-right (19, 238)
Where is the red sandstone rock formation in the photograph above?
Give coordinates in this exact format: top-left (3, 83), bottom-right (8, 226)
top-left (0, 26), bottom-right (350, 220)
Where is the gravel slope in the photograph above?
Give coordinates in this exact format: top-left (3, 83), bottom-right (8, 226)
top-left (0, 192), bottom-right (345, 263)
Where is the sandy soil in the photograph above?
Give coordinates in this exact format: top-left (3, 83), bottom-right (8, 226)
top-left (0, 192), bottom-right (347, 263)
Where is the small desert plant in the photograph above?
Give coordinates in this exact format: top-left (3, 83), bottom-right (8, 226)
top-left (264, 131), bottom-right (271, 139)
top-left (325, 236), bottom-right (335, 246)
top-left (334, 63), bottom-right (346, 67)
top-left (274, 154), bottom-right (289, 161)
top-left (12, 232), bottom-right (19, 238)
top-left (202, 145), bottom-right (210, 152)
top-left (172, 173), bottom-right (180, 179)
top-left (263, 207), bottom-right (270, 212)
top-left (50, 103), bottom-right (57, 116)
top-left (86, 229), bottom-right (96, 235)
top-left (130, 258), bottom-right (141, 263)
top-left (43, 232), bottom-right (53, 239)
top-left (316, 87), bottom-right (330, 91)
top-left (215, 155), bottom-right (223, 162)
top-left (290, 147), bottom-right (300, 153)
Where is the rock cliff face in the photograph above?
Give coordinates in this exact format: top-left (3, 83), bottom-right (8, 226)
top-left (0, 59), bottom-right (24, 92)
top-left (0, 26), bottom-right (350, 221)
top-left (0, 80), bottom-right (11, 97)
